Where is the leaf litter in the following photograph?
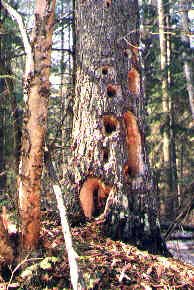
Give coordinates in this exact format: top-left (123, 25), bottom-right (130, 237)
top-left (5, 216), bottom-right (194, 289)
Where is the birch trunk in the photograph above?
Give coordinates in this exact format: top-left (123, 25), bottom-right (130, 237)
top-left (18, 0), bottom-right (56, 251)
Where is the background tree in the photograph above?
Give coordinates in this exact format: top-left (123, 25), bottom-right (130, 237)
top-left (142, 0), bottom-right (193, 223)
top-left (157, 0), bottom-right (178, 220)
top-left (45, 0), bottom-right (74, 209)
top-left (179, 0), bottom-right (194, 119)
top-left (0, 3), bottom-right (23, 210)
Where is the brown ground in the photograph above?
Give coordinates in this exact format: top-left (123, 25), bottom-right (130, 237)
top-left (1, 213), bottom-right (194, 289)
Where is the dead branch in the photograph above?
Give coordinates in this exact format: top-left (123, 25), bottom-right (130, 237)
top-left (44, 147), bottom-right (85, 290)
top-left (1, 0), bottom-right (34, 78)
top-left (165, 183), bottom-right (194, 240)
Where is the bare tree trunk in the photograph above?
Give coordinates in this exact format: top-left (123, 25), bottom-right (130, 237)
top-left (60, 3), bottom-right (74, 179)
top-left (157, 0), bottom-right (170, 164)
top-left (70, 0), bottom-right (169, 255)
top-left (157, 0), bottom-right (178, 220)
top-left (183, 61), bottom-right (194, 119)
top-left (60, 0), bottom-right (66, 178)
top-left (166, 14), bottom-right (179, 214)
top-left (17, 0), bottom-right (56, 251)
top-left (0, 75), bottom-right (6, 192)
top-left (0, 61), bottom-right (22, 173)
top-left (179, 0), bottom-right (194, 120)
top-left (0, 109), bottom-right (6, 192)
top-left (157, 0), bottom-right (170, 192)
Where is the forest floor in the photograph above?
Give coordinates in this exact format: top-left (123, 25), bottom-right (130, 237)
top-left (2, 213), bottom-right (194, 290)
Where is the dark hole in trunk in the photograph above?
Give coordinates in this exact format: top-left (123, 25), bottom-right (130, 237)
top-left (102, 67), bottom-right (108, 75)
top-left (93, 188), bottom-right (100, 217)
top-left (103, 115), bottom-right (118, 135)
top-left (103, 147), bottom-right (109, 162)
top-left (105, 123), bottom-right (116, 134)
top-left (107, 85), bottom-right (116, 97)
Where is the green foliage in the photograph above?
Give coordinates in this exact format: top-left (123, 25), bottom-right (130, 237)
top-left (144, 1), bottom-right (193, 217)
top-left (39, 256), bottom-right (59, 270)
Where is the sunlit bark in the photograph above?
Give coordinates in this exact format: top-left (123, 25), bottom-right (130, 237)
top-left (157, 0), bottom-right (170, 165)
top-left (71, 0), bottom-right (169, 255)
top-left (18, 0), bottom-right (56, 251)
top-left (179, 0), bottom-right (194, 120)
top-left (157, 0), bottom-right (178, 220)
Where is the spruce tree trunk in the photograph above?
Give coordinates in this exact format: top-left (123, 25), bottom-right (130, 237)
top-left (166, 12), bottom-right (179, 218)
top-left (0, 72), bottom-right (6, 191)
top-left (179, 0), bottom-right (194, 120)
top-left (157, 0), bottom-right (170, 164)
top-left (1, 61), bottom-right (22, 173)
top-left (18, 0), bottom-right (56, 251)
top-left (71, 0), bottom-right (168, 255)
top-left (157, 0), bottom-right (178, 220)
top-left (0, 105), bottom-right (6, 191)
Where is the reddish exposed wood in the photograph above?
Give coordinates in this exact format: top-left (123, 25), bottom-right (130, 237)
top-left (18, 0), bottom-right (56, 251)
top-left (123, 111), bottom-right (143, 176)
top-left (105, 0), bottom-right (112, 8)
top-left (1, 206), bottom-right (8, 231)
top-left (0, 208), bottom-right (13, 263)
top-left (128, 68), bottom-right (140, 95)
top-left (107, 84), bottom-right (118, 97)
top-left (80, 177), bottom-right (111, 219)
top-left (35, 0), bottom-right (47, 17)
top-left (125, 44), bottom-right (140, 95)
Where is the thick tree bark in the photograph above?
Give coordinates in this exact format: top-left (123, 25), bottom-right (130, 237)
top-left (71, 0), bottom-right (169, 255)
top-left (18, 0), bottom-right (56, 251)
